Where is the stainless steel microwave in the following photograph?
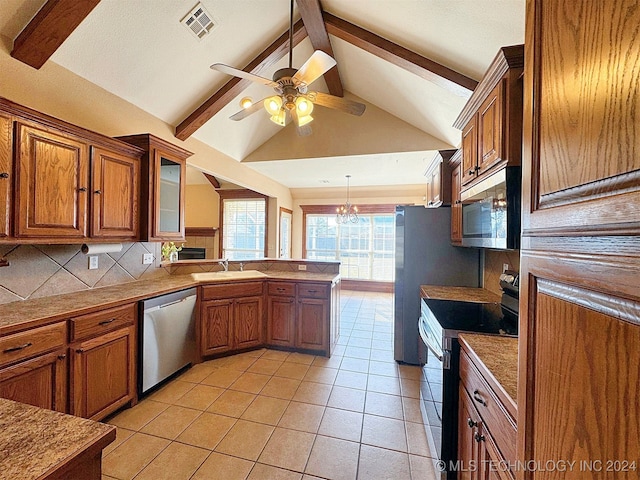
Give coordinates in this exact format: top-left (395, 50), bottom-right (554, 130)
top-left (460, 167), bottom-right (521, 250)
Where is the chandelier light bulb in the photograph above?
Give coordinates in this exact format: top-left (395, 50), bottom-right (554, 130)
top-left (239, 97), bottom-right (253, 109)
top-left (336, 175), bottom-right (359, 224)
top-left (264, 96), bottom-right (283, 116)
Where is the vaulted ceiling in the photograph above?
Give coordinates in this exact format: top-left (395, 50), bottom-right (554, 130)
top-left (2, 0), bottom-right (525, 189)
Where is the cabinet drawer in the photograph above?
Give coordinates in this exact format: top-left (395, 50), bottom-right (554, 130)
top-left (460, 349), bottom-right (516, 463)
top-left (70, 303), bottom-right (136, 342)
top-left (297, 283), bottom-right (329, 298)
top-left (268, 282), bottom-right (296, 296)
top-left (202, 281), bottom-right (264, 300)
top-left (0, 322), bottom-right (66, 367)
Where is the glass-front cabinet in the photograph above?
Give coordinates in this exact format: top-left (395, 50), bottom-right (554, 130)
top-left (117, 134), bottom-right (192, 242)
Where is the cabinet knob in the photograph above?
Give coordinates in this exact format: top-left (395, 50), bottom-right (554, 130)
top-left (78, 187), bottom-right (87, 192)
top-left (468, 170), bottom-right (475, 176)
top-left (94, 189), bottom-right (102, 195)
top-left (474, 432), bottom-right (485, 443)
top-left (467, 417), bottom-right (477, 429)
top-left (0, 172), bottom-right (8, 179)
top-left (455, 200), bottom-right (461, 205)
top-left (76, 348), bottom-right (84, 354)
top-left (57, 354), bottom-right (66, 360)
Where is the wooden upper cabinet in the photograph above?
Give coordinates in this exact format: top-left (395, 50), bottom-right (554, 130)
top-left (15, 122), bottom-right (89, 238)
top-left (454, 45), bottom-right (523, 191)
top-left (90, 147), bottom-right (140, 239)
top-left (450, 152), bottom-right (463, 245)
top-left (117, 134), bottom-right (192, 242)
top-left (424, 149), bottom-right (454, 208)
top-left (461, 117), bottom-right (478, 185)
top-left (0, 113), bottom-right (12, 238)
top-left (477, 82), bottom-right (504, 175)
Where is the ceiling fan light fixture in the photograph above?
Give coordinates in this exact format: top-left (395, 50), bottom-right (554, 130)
top-left (297, 114), bottom-right (314, 127)
top-left (269, 109), bottom-right (287, 126)
top-left (239, 97), bottom-right (253, 109)
top-left (295, 96), bottom-right (313, 115)
top-left (264, 96), bottom-right (283, 116)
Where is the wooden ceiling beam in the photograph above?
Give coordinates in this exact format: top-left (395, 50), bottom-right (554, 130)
top-left (175, 20), bottom-right (307, 141)
top-left (323, 12), bottom-right (478, 97)
top-left (203, 173), bottom-right (221, 189)
top-left (296, 0), bottom-right (343, 96)
top-left (11, 0), bottom-right (101, 69)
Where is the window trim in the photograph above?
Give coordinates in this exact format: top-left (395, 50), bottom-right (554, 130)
top-left (218, 189), bottom-right (269, 258)
top-left (300, 203), bottom-right (397, 263)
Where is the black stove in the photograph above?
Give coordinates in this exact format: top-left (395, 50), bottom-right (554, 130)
top-left (418, 271), bottom-right (519, 480)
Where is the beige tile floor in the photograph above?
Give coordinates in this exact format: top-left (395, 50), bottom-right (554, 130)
top-left (102, 290), bottom-right (439, 480)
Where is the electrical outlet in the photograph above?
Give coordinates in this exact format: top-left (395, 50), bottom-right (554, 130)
top-left (298, 264), bottom-right (307, 271)
top-left (88, 256), bottom-right (99, 270)
top-left (143, 253), bottom-right (154, 264)
top-left (503, 263), bottom-right (509, 272)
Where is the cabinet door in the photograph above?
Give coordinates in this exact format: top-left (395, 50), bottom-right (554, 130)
top-left (296, 298), bottom-right (327, 351)
top-left (90, 147), bottom-right (140, 239)
top-left (451, 164), bottom-right (462, 244)
top-left (461, 117), bottom-right (478, 186)
top-left (430, 167), bottom-right (442, 206)
top-left (267, 296), bottom-right (296, 347)
top-left (151, 149), bottom-right (185, 241)
top-left (15, 122), bottom-right (89, 238)
top-left (477, 82), bottom-right (504, 175)
top-left (0, 349), bottom-right (67, 413)
top-left (201, 299), bottom-right (234, 355)
top-left (234, 296), bottom-right (264, 349)
top-left (71, 326), bottom-right (136, 420)
top-left (458, 387), bottom-right (479, 480)
top-left (0, 113), bottom-right (12, 238)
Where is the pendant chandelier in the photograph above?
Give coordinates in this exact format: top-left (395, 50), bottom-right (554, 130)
top-left (336, 175), bottom-right (358, 224)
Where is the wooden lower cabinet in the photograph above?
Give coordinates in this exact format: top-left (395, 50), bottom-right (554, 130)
top-left (296, 298), bottom-right (327, 350)
top-left (201, 299), bottom-right (234, 355)
top-left (0, 349), bottom-right (67, 413)
top-left (267, 295), bottom-right (296, 347)
top-left (70, 325), bottom-right (136, 420)
top-left (234, 296), bottom-right (264, 349)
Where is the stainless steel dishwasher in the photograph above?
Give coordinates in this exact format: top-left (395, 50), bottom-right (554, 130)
top-left (139, 288), bottom-right (197, 396)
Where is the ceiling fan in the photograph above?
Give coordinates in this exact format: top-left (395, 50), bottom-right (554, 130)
top-left (209, 0), bottom-right (366, 136)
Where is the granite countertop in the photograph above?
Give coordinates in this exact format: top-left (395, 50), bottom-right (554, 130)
top-left (420, 285), bottom-right (501, 303)
top-left (459, 332), bottom-right (518, 410)
top-left (0, 398), bottom-right (115, 479)
top-left (0, 271), bottom-right (339, 334)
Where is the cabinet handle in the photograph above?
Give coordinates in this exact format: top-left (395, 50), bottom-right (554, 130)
top-left (277, 288), bottom-right (285, 292)
top-left (94, 189), bottom-right (102, 194)
top-left (0, 172), bottom-right (8, 179)
top-left (467, 417), bottom-right (477, 429)
top-left (78, 187), bottom-right (87, 192)
top-left (474, 432), bottom-right (485, 443)
top-left (475, 165), bottom-right (480, 171)
top-left (455, 200), bottom-right (461, 205)
top-left (468, 170), bottom-right (475, 176)
top-left (473, 389), bottom-right (487, 406)
top-left (3, 342), bottom-right (33, 353)
top-left (58, 354), bottom-right (66, 360)
top-left (308, 289), bottom-right (317, 293)
top-left (98, 318), bottom-right (116, 326)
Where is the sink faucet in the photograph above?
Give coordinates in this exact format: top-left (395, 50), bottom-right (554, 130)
top-left (218, 258), bottom-right (229, 271)
top-left (239, 262), bottom-right (244, 272)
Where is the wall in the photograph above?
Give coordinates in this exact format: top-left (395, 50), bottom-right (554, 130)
top-left (290, 184), bottom-right (426, 258)
top-left (185, 185), bottom-right (219, 228)
top-left (483, 249), bottom-right (521, 296)
top-left (0, 243), bottom-right (166, 305)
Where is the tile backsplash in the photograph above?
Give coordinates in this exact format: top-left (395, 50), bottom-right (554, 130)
top-left (0, 242), bottom-right (167, 305)
top-left (484, 249), bottom-right (521, 296)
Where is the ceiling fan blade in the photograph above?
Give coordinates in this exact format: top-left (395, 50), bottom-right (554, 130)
top-left (292, 51), bottom-right (337, 87)
top-left (308, 92), bottom-right (366, 116)
top-left (210, 63), bottom-right (279, 88)
top-left (290, 107), bottom-right (312, 137)
top-left (229, 98), bottom-right (269, 121)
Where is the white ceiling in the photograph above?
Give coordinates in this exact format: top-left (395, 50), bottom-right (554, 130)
top-left (3, 0), bottom-right (525, 190)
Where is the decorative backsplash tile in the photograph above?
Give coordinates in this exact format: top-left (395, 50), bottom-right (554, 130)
top-left (484, 249), bottom-right (521, 296)
top-left (0, 242), bottom-right (167, 305)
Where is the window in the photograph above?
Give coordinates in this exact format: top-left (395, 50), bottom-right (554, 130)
top-left (221, 198), bottom-right (266, 260)
top-left (303, 206), bottom-right (395, 281)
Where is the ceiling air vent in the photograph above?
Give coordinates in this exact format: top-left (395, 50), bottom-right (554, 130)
top-left (181, 3), bottom-right (217, 40)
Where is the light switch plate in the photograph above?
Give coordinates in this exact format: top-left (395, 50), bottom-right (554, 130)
top-left (143, 253), bottom-right (154, 264)
top-left (298, 264), bottom-right (307, 271)
top-left (88, 256), bottom-right (99, 270)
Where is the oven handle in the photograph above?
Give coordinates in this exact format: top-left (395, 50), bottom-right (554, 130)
top-left (418, 319), bottom-right (444, 363)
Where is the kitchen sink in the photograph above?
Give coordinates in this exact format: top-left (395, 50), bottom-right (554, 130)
top-left (191, 270), bottom-right (268, 281)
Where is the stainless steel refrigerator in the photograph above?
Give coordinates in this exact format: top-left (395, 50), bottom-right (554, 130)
top-left (394, 205), bottom-right (481, 364)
